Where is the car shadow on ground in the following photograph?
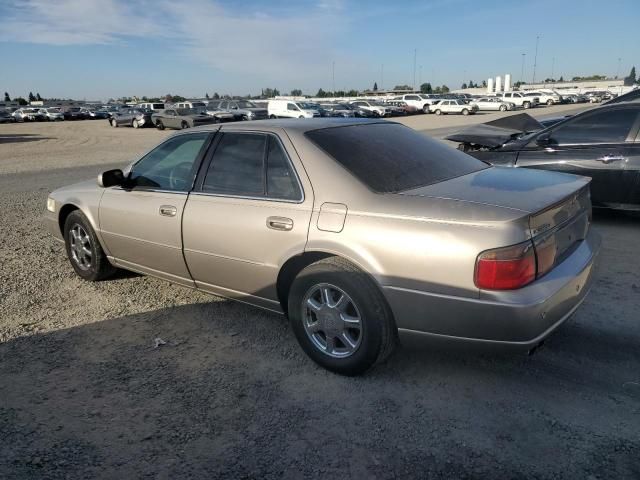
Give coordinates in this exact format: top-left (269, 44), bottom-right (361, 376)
top-left (1, 298), bottom-right (638, 478)
top-left (0, 133), bottom-right (54, 144)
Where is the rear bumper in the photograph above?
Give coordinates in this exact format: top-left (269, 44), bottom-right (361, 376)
top-left (384, 229), bottom-right (601, 350)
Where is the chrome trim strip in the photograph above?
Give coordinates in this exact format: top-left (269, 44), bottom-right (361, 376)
top-left (184, 248), bottom-right (264, 266)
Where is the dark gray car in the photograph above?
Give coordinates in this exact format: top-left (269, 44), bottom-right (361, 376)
top-left (218, 100), bottom-right (268, 121)
top-left (152, 108), bottom-right (218, 130)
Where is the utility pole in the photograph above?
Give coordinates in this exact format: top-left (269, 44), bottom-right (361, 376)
top-left (412, 49), bottom-right (417, 90)
top-left (419, 65), bottom-right (422, 87)
top-left (551, 57), bottom-right (555, 86)
top-left (332, 61), bottom-right (335, 93)
top-left (532, 35), bottom-right (539, 84)
top-left (616, 57), bottom-right (622, 78)
top-left (381, 64), bottom-right (384, 91)
top-left (521, 53), bottom-right (526, 84)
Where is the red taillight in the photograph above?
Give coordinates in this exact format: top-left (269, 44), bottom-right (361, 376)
top-left (474, 241), bottom-right (536, 290)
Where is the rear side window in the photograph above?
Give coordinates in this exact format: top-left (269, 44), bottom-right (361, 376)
top-left (305, 123), bottom-right (487, 193)
top-left (549, 108), bottom-right (639, 145)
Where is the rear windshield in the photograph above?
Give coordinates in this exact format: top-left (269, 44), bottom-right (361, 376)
top-left (305, 123), bottom-right (487, 193)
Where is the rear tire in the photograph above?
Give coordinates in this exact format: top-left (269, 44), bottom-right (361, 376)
top-left (288, 257), bottom-right (396, 376)
top-left (547, 99), bottom-right (554, 106)
top-left (462, 108), bottom-right (469, 115)
top-left (435, 109), bottom-right (442, 115)
top-left (422, 105), bottom-right (430, 114)
top-left (499, 104), bottom-right (507, 111)
top-left (181, 121), bottom-right (189, 129)
top-left (269, 114), bottom-right (276, 119)
top-left (110, 118), bottom-right (118, 127)
top-left (523, 101), bottom-right (531, 109)
top-left (64, 210), bottom-right (117, 282)
top-left (155, 120), bottom-right (165, 130)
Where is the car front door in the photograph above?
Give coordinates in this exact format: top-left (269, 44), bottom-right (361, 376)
top-left (99, 132), bottom-right (214, 286)
top-left (182, 129), bottom-right (313, 311)
top-left (515, 106), bottom-right (640, 208)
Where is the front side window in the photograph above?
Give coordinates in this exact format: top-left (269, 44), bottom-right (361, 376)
top-left (287, 103), bottom-right (299, 111)
top-left (549, 108), bottom-right (639, 145)
top-left (202, 133), bottom-right (302, 200)
top-left (128, 133), bottom-right (209, 191)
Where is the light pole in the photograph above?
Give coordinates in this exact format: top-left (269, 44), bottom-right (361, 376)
top-left (521, 53), bottom-right (526, 84)
top-left (616, 57), bottom-right (622, 78)
top-left (412, 49), bottom-right (417, 90)
top-left (551, 57), bottom-right (555, 86)
top-left (381, 64), bottom-right (384, 91)
top-left (532, 35), bottom-right (539, 84)
top-left (419, 65), bottom-right (423, 87)
top-left (332, 61), bottom-right (335, 93)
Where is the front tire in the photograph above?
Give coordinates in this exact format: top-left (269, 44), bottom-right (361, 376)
top-left (110, 118), bottom-right (118, 127)
top-left (156, 120), bottom-right (165, 130)
top-left (132, 119), bottom-right (139, 128)
top-left (181, 121), bottom-right (189, 129)
top-left (523, 101), bottom-right (531, 109)
top-left (435, 109), bottom-right (442, 115)
top-left (288, 257), bottom-right (396, 376)
top-left (422, 105), bottom-right (430, 114)
top-left (64, 210), bottom-right (116, 281)
top-left (462, 108), bottom-right (469, 115)
top-left (547, 99), bottom-right (554, 106)
top-left (499, 104), bottom-right (507, 111)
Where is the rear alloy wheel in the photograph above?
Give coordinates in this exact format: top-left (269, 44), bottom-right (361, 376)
top-left (110, 118), bottom-right (118, 128)
top-left (499, 104), bottom-right (507, 111)
top-left (462, 108), bottom-right (469, 115)
top-left (132, 119), bottom-right (139, 128)
top-left (523, 101), bottom-right (531, 109)
top-left (435, 109), bottom-right (442, 115)
top-left (64, 210), bottom-right (116, 281)
top-left (155, 120), bottom-right (165, 130)
top-left (181, 121), bottom-right (189, 129)
top-left (288, 257), bottom-right (396, 375)
top-left (547, 99), bottom-right (554, 106)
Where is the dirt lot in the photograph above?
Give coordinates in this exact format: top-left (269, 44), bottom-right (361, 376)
top-left (1, 113), bottom-right (639, 479)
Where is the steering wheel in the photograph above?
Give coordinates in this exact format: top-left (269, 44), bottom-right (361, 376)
top-left (169, 162), bottom-right (193, 190)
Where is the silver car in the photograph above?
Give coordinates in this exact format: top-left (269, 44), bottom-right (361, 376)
top-left (44, 119), bottom-right (600, 375)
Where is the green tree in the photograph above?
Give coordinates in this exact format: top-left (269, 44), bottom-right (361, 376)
top-left (205, 93), bottom-right (210, 99)
top-left (15, 97), bottom-right (28, 105)
top-left (28, 92), bottom-right (35, 102)
top-left (624, 66), bottom-right (637, 86)
top-left (3, 92), bottom-right (10, 101)
top-left (346, 89), bottom-right (359, 96)
top-left (420, 83), bottom-right (432, 94)
top-left (482, 80), bottom-right (487, 88)
top-left (213, 92), bottom-right (220, 99)
top-left (559, 76), bottom-right (564, 82)
top-left (316, 88), bottom-right (326, 98)
top-left (373, 82), bottom-right (378, 91)
top-left (291, 89), bottom-right (303, 96)
top-left (35, 92), bottom-right (42, 101)
top-left (461, 83), bottom-right (468, 89)
top-left (441, 85), bottom-right (450, 93)
top-left (393, 84), bottom-right (412, 91)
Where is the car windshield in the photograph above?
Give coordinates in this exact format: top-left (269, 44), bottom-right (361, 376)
top-left (207, 101), bottom-right (221, 108)
top-left (298, 102), bottom-right (317, 109)
top-left (190, 102), bottom-right (206, 108)
top-left (305, 123), bottom-right (487, 193)
top-left (236, 101), bottom-right (257, 108)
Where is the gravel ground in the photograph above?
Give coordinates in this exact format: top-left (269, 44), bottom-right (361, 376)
top-left (0, 116), bottom-right (639, 479)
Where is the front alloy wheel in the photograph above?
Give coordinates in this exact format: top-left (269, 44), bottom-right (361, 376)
top-left (69, 224), bottom-right (92, 271)
top-left (302, 283), bottom-right (362, 358)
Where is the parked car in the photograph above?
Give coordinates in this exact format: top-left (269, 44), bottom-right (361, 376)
top-left (38, 107), bottom-right (65, 121)
top-left (268, 100), bottom-right (320, 119)
top-left (109, 108), bottom-right (154, 128)
top-left (44, 118), bottom-right (600, 375)
top-left (152, 108), bottom-right (218, 130)
top-left (498, 92), bottom-right (539, 109)
top-left (331, 103), bottom-right (374, 118)
top-left (88, 109), bottom-right (110, 120)
top-left (218, 100), bottom-right (269, 120)
top-left (349, 100), bottom-right (388, 117)
top-left (603, 88), bottom-right (640, 105)
top-left (563, 93), bottom-right (589, 104)
top-left (585, 92), bottom-right (605, 103)
top-left (431, 99), bottom-right (479, 115)
top-left (386, 100), bottom-right (419, 115)
top-left (318, 103), bottom-right (356, 118)
top-left (392, 94), bottom-right (432, 113)
top-left (137, 102), bottom-right (165, 111)
top-left (471, 97), bottom-right (514, 112)
top-left (60, 106), bottom-right (87, 120)
top-left (13, 108), bottom-right (46, 122)
top-left (524, 91), bottom-right (562, 106)
top-left (202, 101), bottom-right (236, 123)
top-left (172, 101), bottom-right (208, 111)
top-left (0, 110), bottom-right (17, 123)
top-left (447, 104), bottom-right (640, 211)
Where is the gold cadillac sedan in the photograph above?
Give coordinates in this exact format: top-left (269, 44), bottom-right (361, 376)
top-left (45, 119), bottom-right (600, 375)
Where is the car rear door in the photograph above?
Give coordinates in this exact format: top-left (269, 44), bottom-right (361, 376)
top-left (515, 106), bottom-right (640, 208)
top-left (181, 128), bottom-right (313, 311)
top-left (99, 132), bottom-right (214, 286)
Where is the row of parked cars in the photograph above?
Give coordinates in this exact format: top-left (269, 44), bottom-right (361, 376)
top-left (1, 105), bottom-right (113, 122)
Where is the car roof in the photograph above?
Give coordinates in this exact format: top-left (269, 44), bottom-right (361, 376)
top-left (189, 117), bottom-right (387, 135)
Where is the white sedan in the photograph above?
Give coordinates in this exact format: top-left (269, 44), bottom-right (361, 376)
top-left (431, 100), bottom-right (479, 115)
top-left (470, 97), bottom-right (514, 112)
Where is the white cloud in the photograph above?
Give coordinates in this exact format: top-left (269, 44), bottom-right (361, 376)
top-left (0, 0), bottom-right (358, 90)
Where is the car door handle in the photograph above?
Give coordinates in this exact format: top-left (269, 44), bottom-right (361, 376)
top-left (266, 216), bottom-right (293, 231)
top-left (597, 155), bottom-right (625, 164)
top-left (159, 205), bottom-right (177, 217)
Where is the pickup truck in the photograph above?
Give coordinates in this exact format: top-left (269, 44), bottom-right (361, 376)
top-left (392, 94), bottom-right (432, 113)
top-left (524, 91), bottom-right (562, 106)
top-left (498, 92), bottom-right (539, 109)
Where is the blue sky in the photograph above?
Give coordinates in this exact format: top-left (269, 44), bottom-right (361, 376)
top-left (0, 0), bottom-right (638, 100)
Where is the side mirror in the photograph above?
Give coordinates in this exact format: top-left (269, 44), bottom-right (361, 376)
top-left (98, 169), bottom-right (125, 188)
top-left (536, 133), bottom-right (551, 147)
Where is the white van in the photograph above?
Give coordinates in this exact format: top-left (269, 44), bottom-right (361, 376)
top-left (268, 100), bottom-right (320, 119)
top-left (137, 102), bottom-right (165, 111)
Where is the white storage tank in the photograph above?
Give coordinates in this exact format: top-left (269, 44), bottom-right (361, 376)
top-left (495, 76), bottom-right (502, 92)
top-left (487, 78), bottom-right (494, 93)
top-left (504, 74), bottom-right (512, 92)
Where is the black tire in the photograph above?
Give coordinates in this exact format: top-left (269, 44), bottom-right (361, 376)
top-left (181, 121), bottom-right (189, 129)
top-left (110, 118), bottom-right (118, 128)
top-left (269, 114), bottom-right (277, 119)
top-left (422, 105), bottom-right (430, 114)
top-left (523, 101), bottom-right (531, 109)
top-left (156, 120), bottom-right (165, 130)
top-left (63, 210), bottom-right (117, 281)
top-left (288, 257), bottom-right (396, 376)
top-left (299, 115), bottom-right (305, 119)
top-left (132, 119), bottom-right (139, 128)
